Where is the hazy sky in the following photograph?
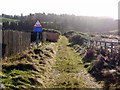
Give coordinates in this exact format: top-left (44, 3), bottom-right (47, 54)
top-left (0, 0), bottom-right (119, 19)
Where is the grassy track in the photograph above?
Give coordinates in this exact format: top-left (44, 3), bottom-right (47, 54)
top-left (46, 36), bottom-right (102, 88)
top-left (1, 36), bottom-right (102, 89)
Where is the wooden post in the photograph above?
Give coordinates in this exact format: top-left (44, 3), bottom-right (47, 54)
top-left (42, 31), bottom-right (46, 42)
top-left (105, 42), bottom-right (107, 50)
top-left (0, 30), bottom-right (2, 58)
top-left (99, 41), bottom-right (101, 49)
top-left (96, 41), bottom-right (97, 46)
top-left (95, 41), bottom-right (98, 49)
top-left (100, 41), bottom-right (101, 46)
top-left (111, 42), bottom-right (113, 56)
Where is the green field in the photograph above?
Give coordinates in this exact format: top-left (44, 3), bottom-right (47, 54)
top-left (0, 17), bottom-right (19, 25)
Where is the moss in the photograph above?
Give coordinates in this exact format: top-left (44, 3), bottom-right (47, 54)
top-left (1, 69), bottom-right (35, 89)
top-left (0, 72), bottom-right (7, 78)
top-left (5, 83), bottom-right (19, 89)
top-left (8, 70), bottom-right (31, 77)
top-left (2, 63), bottom-right (39, 73)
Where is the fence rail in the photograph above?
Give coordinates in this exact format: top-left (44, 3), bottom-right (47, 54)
top-left (2, 30), bottom-right (31, 57)
top-left (88, 39), bottom-right (120, 56)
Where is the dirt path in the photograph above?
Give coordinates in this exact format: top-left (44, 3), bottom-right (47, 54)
top-left (45, 36), bottom-right (102, 88)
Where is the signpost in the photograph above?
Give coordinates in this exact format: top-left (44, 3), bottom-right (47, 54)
top-left (34, 19), bottom-right (42, 48)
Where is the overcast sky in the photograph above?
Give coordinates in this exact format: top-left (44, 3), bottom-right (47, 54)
top-left (0, 0), bottom-right (119, 19)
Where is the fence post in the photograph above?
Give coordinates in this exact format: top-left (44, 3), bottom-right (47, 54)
top-left (111, 42), bottom-right (113, 56)
top-left (100, 41), bottom-right (101, 46)
top-left (42, 31), bottom-right (46, 42)
top-left (0, 30), bottom-right (2, 58)
top-left (104, 42), bottom-right (107, 50)
top-left (96, 41), bottom-right (97, 46)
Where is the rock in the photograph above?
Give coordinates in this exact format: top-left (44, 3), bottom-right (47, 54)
top-left (0, 83), bottom-right (5, 89)
top-left (101, 69), bottom-right (117, 77)
top-left (109, 69), bottom-right (116, 73)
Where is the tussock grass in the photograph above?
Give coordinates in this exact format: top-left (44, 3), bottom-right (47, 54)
top-left (1, 36), bottom-right (102, 89)
top-left (1, 41), bottom-right (56, 89)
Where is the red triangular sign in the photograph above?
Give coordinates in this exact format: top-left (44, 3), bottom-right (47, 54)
top-left (34, 20), bottom-right (42, 27)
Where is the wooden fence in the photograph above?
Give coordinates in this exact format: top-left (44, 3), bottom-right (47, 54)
top-left (31, 30), bottom-right (60, 42)
top-left (42, 31), bottom-right (60, 42)
top-left (2, 29), bottom-right (60, 58)
top-left (88, 39), bottom-right (119, 56)
top-left (2, 30), bottom-right (31, 57)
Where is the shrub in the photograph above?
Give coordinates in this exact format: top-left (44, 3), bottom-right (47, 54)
top-left (69, 34), bottom-right (87, 46)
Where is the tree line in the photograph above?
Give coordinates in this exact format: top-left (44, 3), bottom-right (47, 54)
top-left (2, 13), bottom-right (117, 33)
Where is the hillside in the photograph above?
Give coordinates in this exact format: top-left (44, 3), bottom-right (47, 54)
top-left (1, 36), bottom-right (102, 89)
